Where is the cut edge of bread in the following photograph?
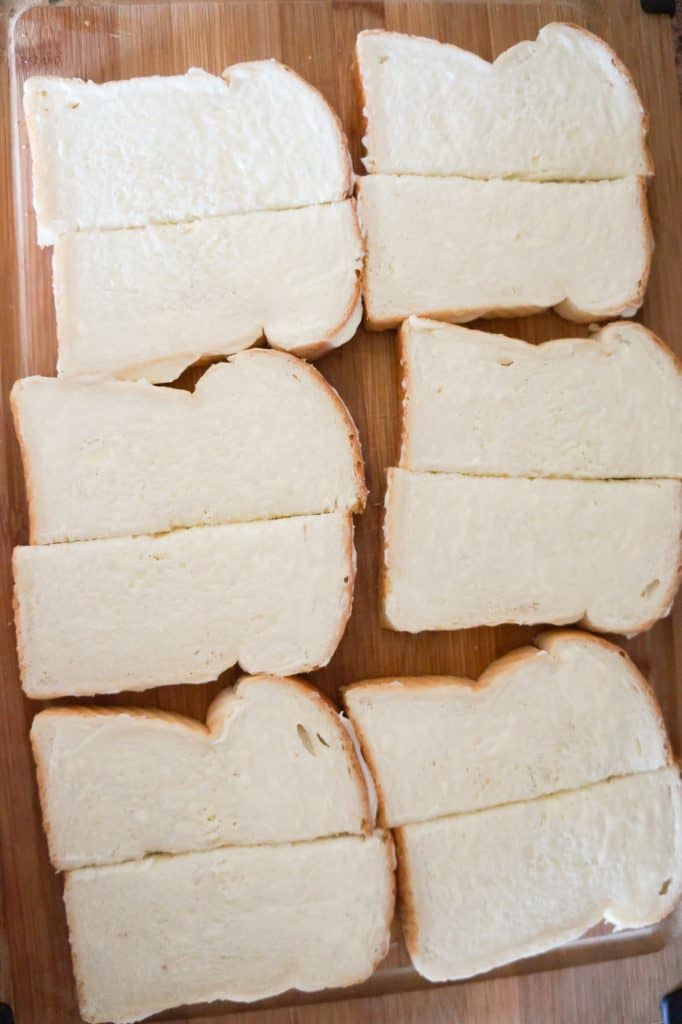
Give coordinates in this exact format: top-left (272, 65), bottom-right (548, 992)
top-left (30, 674), bottom-right (376, 870)
top-left (356, 177), bottom-right (652, 330)
top-left (342, 630), bottom-right (673, 828)
top-left (396, 317), bottom-right (682, 477)
top-left (354, 24), bottom-right (654, 179)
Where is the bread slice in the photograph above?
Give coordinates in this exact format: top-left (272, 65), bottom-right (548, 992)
top-left (53, 200), bottom-right (362, 381)
top-left (356, 175), bottom-right (651, 328)
top-left (31, 674), bottom-right (376, 870)
top-left (344, 631), bottom-right (671, 827)
top-left (382, 469), bottom-right (682, 635)
top-left (64, 831), bottom-right (395, 1023)
top-left (12, 351), bottom-right (367, 544)
top-left (395, 768), bottom-right (682, 982)
top-left (13, 512), bottom-right (354, 698)
top-left (399, 318), bottom-right (682, 478)
top-left (356, 26), bottom-right (651, 180)
top-left (24, 63), bottom-right (351, 245)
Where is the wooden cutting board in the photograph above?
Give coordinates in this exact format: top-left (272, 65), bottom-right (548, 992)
top-left (1, 2), bottom-right (681, 1022)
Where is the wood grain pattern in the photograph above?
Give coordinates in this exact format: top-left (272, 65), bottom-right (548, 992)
top-left (1, 1), bottom-right (681, 1022)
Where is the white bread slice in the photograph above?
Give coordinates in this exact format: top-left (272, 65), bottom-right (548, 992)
top-left (343, 631), bottom-right (671, 827)
top-left (356, 26), bottom-right (651, 180)
top-left (399, 318), bottom-right (682, 479)
top-left (395, 768), bottom-right (682, 982)
top-left (31, 674), bottom-right (374, 870)
top-left (64, 831), bottom-right (395, 1024)
top-left (356, 175), bottom-right (651, 328)
top-left (13, 512), bottom-right (354, 698)
top-left (53, 200), bottom-right (362, 381)
top-left (12, 351), bottom-right (367, 544)
top-left (382, 469), bottom-right (682, 635)
top-left (24, 64), bottom-right (351, 246)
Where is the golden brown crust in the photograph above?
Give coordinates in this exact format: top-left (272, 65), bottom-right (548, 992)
top-left (366, 830), bottom-right (398, 974)
top-left (326, 513), bottom-right (357, 667)
top-left (11, 548), bottom-right (31, 696)
top-left (353, 40), bottom-right (371, 174)
top-left (396, 320), bottom-right (412, 473)
top-left (393, 827), bottom-right (419, 961)
top-left (338, 701), bottom-right (389, 830)
top-left (376, 468), bottom-right (393, 631)
top-left (10, 382), bottom-right (40, 545)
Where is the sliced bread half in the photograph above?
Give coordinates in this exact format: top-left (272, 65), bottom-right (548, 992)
top-left (31, 674), bottom-right (375, 870)
top-left (395, 768), bottom-right (682, 982)
top-left (356, 25), bottom-right (651, 179)
top-left (53, 200), bottom-right (362, 381)
top-left (343, 631), bottom-right (670, 827)
top-left (356, 175), bottom-right (651, 328)
top-left (399, 318), bottom-right (682, 478)
top-left (14, 512), bottom-right (355, 697)
top-left (382, 469), bottom-right (682, 635)
top-left (25, 63), bottom-right (351, 245)
top-left (12, 351), bottom-right (366, 544)
top-left (64, 831), bottom-right (395, 1023)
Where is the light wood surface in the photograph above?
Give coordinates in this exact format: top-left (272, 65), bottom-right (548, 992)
top-left (1, 1), bottom-right (681, 1022)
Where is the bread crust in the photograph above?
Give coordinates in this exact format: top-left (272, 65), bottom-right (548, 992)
top-left (10, 382), bottom-right (40, 545)
top-left (342, 630), bottom-right (675, 828)
top-left (31, 673), bottom-right (375, 871)
top-left (393, 826), bottom-right (419, 963)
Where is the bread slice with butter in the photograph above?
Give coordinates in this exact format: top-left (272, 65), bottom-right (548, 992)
top-left (356, 25), bottom-right (651, 180)
top-left (382, 468), bottom-right (682, 635)
top-left (395, 769), bottom-right (682, 982)
top-left (31, 674), bottom-right (377, 870)
top-left (25, 63), bottom-right (352, 245)
top-left (14, 512), bottom-right (355, 698)
top-left (12, 350), bottom-right (366, 544)
top-left (399, 318), bottom-right (682, 478)
top-left (344, 634), bottom-right (681, 982)
top-left (64, 832), bottom-right (395, 1023)
top-left (343, 631), bottom-right (671, 827)
top-left (53, 200), bottom-right (363, 380)
top-left (357, 175), bottom-right (651, 328)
